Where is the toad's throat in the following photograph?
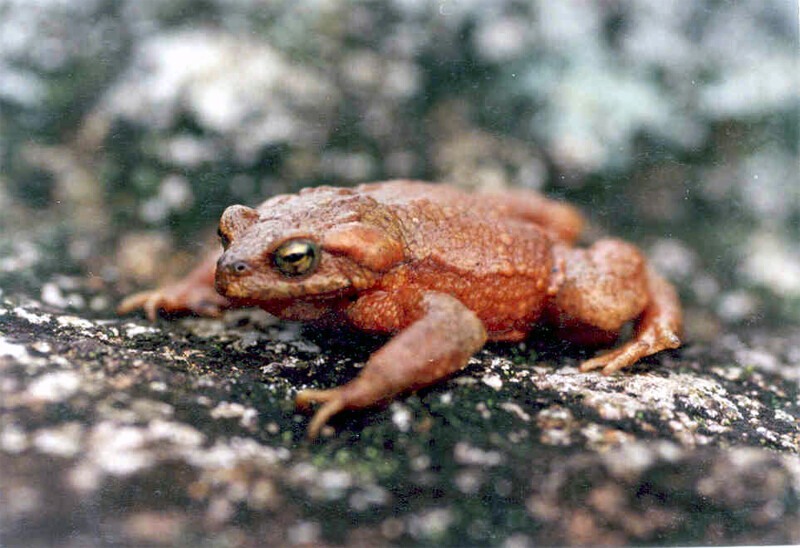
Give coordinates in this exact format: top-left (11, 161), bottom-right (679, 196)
top-left (255, 291), bottom-right (355, 322)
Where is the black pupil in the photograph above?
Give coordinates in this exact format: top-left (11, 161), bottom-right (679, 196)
top-left (285, 251), bottom-right (309, 263)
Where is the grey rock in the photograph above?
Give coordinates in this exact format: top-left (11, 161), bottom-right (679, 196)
top-left (1, 292), bottom-right (799, 545)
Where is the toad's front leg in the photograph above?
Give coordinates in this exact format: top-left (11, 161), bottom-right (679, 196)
top-left (295, 291), bottom-right (487, 438)
top-left (117, 251), bottom-right (229, 321)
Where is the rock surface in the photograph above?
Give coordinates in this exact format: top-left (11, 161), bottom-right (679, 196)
top-left (2, 286), bottom-right (799, 546)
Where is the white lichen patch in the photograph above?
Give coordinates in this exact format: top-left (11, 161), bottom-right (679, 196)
top-left (531, 370), bottom-right (749, 446)
top-left (740, 230), bottom-right (800, 296)
top-left (88, 422), bottom-right (152, 476)
top-left (287, 521), bottom-right (321, 546)
top-left (454, 442), bottom-right (503, 467)
top-left (452, 376), bottom-right (478, 387)
top-left (481, 373), bottom-right (503, 390)
top-left (408, 507), bottom-right (453, 540)
top-left (536, 405), bottom-right (574, 429)
top-left (348, 483), bottom-right (390, 511)
top-left (81, 419), bottom-right (202, 479)
top-left (755, 426), bottom-right (798, 452)
top-left (210, 401), bottom-right (259, 429)
top-left (13, 306), bottom-right (52, 325)
top-left (9, 305), bottom-right (111, 344)
top-left (711, 365), bottom-right (745, 381)
top-left (0, 338), bottom-right (31, 361)
top-left (318, 469), bottom-right (353, 499)
top-left (288, 462), bottom-right (357, 502)
top-left (129, 399), bottom-right (175, 420)
top-left (28, 371), bottom-right (81, 402)
top-left (540, 427), bottom-right (571, 447)
top-left (41, 282), bottom-right (67, 308)
top-left (33, 422), bottom-right (84, 458)
top-left (148, 419), bottom-right (205, 447)
top-left (733, 394), bottom-right (763, 422)
top-left (411, 455), bottom-right (431, 471)
top-left (76, 417), bottom-right (242, 489)
top-left (1, 422), bottom-right (29, 453)
top-left (105, 29), bottom-right (338, 163)
top-left (580, 423), bottom-right (635, 451)
top-left (735, 347), bottom-right (782, 373)
top-left (149, 381), bottom-right (168, 392)
top-left (500, 402), bottom-right (531, 422)
top-left (390, 402), bottom-right (412, 432)
top-left (55, 315), bottom-right (96, 331)
top-left (600, 440), bottom-right (684, 480)
top-left (475, 402), bottom-right (491, 419)
top-left (29, 341), bottom-right (52, 354)
top-left (187, 437), bottom-right (290, 470)
top-left (454, 469), bottom-right (483, 494)
top-left (124, 323), bottom-right (161, 338)
top-left (774, 409), bottom-right (797, 426)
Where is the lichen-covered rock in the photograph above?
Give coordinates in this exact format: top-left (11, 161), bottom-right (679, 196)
top-left (1, 291), bottom-right (799, 545)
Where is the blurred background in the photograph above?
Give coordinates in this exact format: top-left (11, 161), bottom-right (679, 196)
top-left (1, 2), bottom-right (799, 546)
top-left (0, 0), bottom-right (798, 333)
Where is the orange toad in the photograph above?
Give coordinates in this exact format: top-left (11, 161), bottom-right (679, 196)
top-left (119, 181), bottom-right (682, 437)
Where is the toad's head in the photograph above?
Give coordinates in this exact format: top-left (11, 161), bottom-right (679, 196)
top-left (214, 187), bottom-right (404, 309)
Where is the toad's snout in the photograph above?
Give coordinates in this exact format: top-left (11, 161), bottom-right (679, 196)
top-left (215, 252), bottom-right (252, 295)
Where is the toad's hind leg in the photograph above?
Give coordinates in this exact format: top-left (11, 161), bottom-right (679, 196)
top-left (579, 267), bottom-right (682, 374)
top-left (549, 240), bottom-right (682, 374)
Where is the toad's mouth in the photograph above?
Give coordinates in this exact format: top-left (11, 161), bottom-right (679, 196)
top-left (269, 288), bottom-right (355, 303)
top-left (215, 272), bottom-right (355, 303)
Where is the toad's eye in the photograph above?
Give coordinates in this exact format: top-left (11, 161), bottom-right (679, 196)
top-left (273, 239), bottom-right (319, 277)
top-left (217, 227), bottom-right (231, 250)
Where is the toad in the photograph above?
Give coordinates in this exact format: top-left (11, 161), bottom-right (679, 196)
top-left (118, 181), bottom-right (682, 438)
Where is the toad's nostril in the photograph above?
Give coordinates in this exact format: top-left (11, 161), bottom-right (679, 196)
top-left (218, 254), bottom-right (252, 276)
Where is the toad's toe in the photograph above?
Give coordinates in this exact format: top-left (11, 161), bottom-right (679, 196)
top-left (296, 388), bottom-right (347, 439)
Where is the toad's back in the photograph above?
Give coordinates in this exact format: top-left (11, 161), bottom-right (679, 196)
top-left (356, 181), bottom-right (558, 339)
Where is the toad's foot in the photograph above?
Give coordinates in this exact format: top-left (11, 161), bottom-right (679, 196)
top-left (579, 321), bottom-right (681, 375)
top-left (117, 282), bottom-right (229, 322)
top-left (295, 387), bottom-right (353, 440)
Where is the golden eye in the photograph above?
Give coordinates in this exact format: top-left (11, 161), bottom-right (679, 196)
top-left (273, 239), bottom-right (319, 277)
